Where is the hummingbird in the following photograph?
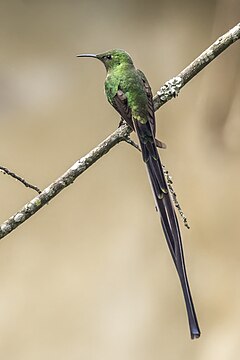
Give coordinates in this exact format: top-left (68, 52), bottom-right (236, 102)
top-left (77, 49), bottom-right (200, 339)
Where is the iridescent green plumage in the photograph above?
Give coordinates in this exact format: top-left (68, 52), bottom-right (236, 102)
top-left (103, 51), bottom-right (148, 124)
top-left (77, 49), bottom-right (200, 339)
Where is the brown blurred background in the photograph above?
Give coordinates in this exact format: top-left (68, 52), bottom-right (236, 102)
top-left (0, 0), bottom-right (240, 359)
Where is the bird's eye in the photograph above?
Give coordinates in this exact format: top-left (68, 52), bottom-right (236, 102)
top-left (106, 54), bottom-right (112, 60)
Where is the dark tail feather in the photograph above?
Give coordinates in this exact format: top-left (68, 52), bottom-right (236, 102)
top-left (146, 157), bottom-right (201, 339)
top-left (133, 119), bottom-right (200, 338)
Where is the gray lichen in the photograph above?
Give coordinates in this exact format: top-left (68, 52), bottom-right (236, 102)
top-left (0, 223), bottom-right (12, 234)
top-left (157, 76), bottom-right (183, 101)
top-left (14, 213), bottom-right (25, 223)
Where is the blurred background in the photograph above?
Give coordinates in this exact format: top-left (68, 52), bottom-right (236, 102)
top-left (0, 0), bottom-right (240, 359)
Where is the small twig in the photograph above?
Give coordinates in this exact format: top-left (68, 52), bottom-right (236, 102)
top-left (0, 166), bottom-right (41, 194)
top-left (0, 23), bottom-right (239, 239)
top-left (124, 136), bottom-right (141, 151)
top-left (124, 136), bottom-right (189, 225)
top-left (162, 165), bottom-right (190, 229)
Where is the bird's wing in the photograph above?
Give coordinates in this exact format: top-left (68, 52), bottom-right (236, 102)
top-left (111, 89), bottom-right (134, 129)
top-left (112, 78), bottom-right (200, 339)
top-left (136, 69), bottom-right (156, 136)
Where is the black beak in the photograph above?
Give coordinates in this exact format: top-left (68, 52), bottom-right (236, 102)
top-left (76, 54), bottom-right (97, 58)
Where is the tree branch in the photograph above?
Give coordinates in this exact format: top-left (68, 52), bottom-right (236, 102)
top-left (0, 23), bottom-right (239, 240)
top-left (0, 166), bottom-right (41, 194)
top-left (153, 22), bottom-right (240, 109)
top-left (0, 124), bottom-right (131, 238)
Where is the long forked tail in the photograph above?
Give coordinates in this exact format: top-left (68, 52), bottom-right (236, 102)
top-left (146, 154), bottom-right (201, 339)
top-left (133, 118), bottom-right (200, 338)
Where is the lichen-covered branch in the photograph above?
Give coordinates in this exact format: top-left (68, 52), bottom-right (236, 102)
top-left (153, 22), bottom-right (240, 110)
top-left (0, 23), bottom-right (239, 240)
top-left (0, 124), bottom-right (131, 238)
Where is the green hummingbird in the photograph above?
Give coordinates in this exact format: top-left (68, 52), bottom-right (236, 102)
top-left (77, 49), bottom-right (200, 339)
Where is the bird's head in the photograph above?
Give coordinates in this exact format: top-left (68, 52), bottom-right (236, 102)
top-left (77, 49), bottom-right (134, 71)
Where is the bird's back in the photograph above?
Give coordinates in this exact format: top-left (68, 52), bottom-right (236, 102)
top-left (105, 64), bottom-right (149, 124)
